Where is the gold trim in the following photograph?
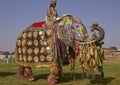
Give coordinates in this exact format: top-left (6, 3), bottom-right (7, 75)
top-left (41, 35), bottom-right (45, 40)
top-left (46, 29), bottom-right (52, 36)
top-left (17, 40), bottom-right (21, 46)
top-left (22, 39), bottom-right (26, 46)
top-left (46, 54), bottom-right (54, 62)
top-left (23, 55), bottom-right (27, 62)
top-left (34, 56), bottom-right (39, 63)
top-left (34, 39), bottom-right (38, 46)
top-left (46, 46), bottom-right (50, 50)
top-left (18, 48), bottom-right (22, 54)
top-left (23, 32), bottom-right (27, 38)
top-left (44, 41), bottom-right (47, 46)
top-left (22, 47), bottom-right (26, 54)
top-left (33, 31), bottom-right (38, 38)
top-left (39, 31), bottom-right (43, 35)
top-left (34, 47), bottom-right (39, 54)
top-left (28, 55), bottom-right (33, 62)
top-left (78, 40), bottom-right (95, 45)
top-left (27, 40), bottom-right (32, 46)
top-left (14, 49), bottom-right (56, 68)
top-left (27, 32), bottom-right (32, 38)
top-left (27, 48), bottom-right (33, 54)
top-left (19, 55), bottom-right (23, 61)
top-left (40, 40), bottom-right (44, 45)
top-left (40, 47), bottom-right (45, 53)
top-left (40, 55), bottom-right (45, 61)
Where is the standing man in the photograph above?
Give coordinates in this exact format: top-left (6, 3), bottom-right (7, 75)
top-left (5, 55), bottom-right (9, 64)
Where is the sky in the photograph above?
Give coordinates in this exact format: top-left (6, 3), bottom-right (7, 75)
top-left (0, 0), bottom-right (120, 52)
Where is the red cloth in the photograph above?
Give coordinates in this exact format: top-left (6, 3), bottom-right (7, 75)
top-left (30, 21), bottom-right (46, 28)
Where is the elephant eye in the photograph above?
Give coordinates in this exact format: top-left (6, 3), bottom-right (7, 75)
top-left (78, 33), bottom-right (81, 37)
top-left (76, 25), bottom-right (80, 28)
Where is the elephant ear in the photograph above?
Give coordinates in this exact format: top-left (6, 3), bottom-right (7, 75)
top-left (58, 20), bottom-right (64, 26)
top-left (55, 15), bottom-right (75, 47)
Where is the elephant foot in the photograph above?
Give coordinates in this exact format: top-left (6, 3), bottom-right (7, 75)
top-left (48, 74), bottom-right (59, 85)
top-left (48, 64), bottom-right (63, 84)
top-left (27, 76), bottom-right (35, 82)
top-left (25, 67), bottom-right (35, 82)
top-left (16, 66), bottom-right (25, 79)
top-left (48, 75), bottom-right (64, 84)
top-left (16, 75), bottom-right (25, 79)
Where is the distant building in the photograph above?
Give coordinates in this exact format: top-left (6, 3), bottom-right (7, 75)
top-left (117, 49), bottom-right (120, 51)
top-left (0, 55), bottom-right (13, 59)
top-left (0, 51), bottom-right (3, 55)
top-left (0, 55), bottom-right (5, 59)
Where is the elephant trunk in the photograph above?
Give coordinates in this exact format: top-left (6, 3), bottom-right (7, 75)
top-left (78, 23), bottom-right (105, 45)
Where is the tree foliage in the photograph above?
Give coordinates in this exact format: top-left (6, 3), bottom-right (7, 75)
top-left (109, 46), bottom-right (117, 51)
top-left (3, 51), bottom-right (10, 55)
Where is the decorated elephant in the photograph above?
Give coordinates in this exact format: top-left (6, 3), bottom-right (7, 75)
top-left (14, 0), bottom-right (105, 84)
top-left (14, 14), bottom-right (86, 82)
top-left (76, 23), bottom-right (105, 80)
top-left (14, 14), bottom-right (105, 84)
top-left (55, 15), bottom-right (105, 80)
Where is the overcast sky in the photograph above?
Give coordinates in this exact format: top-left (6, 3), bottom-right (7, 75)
top-left (0, 0), bottom-right (120, 52)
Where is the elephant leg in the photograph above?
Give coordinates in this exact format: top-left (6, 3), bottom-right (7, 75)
top-left (71, 60), bottom-right (75, 80)
top-left (25, 67), bottom-right (35, 82)
top-left (68, 47), bottom-right (76, 80)
top-left (16, 66), bottom-right (25, 79)
top-left (47, 64), bottom-right (62, 84)
top-left (69, 56), bottom-right (75, 80)
top-left (98, 66), bottom-right (104, 80)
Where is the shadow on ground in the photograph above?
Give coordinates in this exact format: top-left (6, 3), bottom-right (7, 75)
top-left (35, 73), bottom-right (49, 80)
top-left (0, 72), bottom-right (16, 77)
top-left (0, 71), bottom-right (115, 85)
top-left (35, 72), bottom-right (115, 84)
top-left (90, 76), bottom-right (115, 85)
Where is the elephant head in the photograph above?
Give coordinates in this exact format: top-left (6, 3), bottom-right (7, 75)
top-left (77, 22), bottom-right (105, 45)
top-left (54, 14), bottom-right (87, 47)
top-left (54, 14), bottom-right (105, 46)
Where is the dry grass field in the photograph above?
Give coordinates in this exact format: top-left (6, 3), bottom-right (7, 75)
top-left (0, 57), bottom-right (120, 85)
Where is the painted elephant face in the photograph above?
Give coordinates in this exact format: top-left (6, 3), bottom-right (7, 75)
top-left (56, 14), bottom-right (88, 41)
top-left (72, 20), bottom-right (87, 40)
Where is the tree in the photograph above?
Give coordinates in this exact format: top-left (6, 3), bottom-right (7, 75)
top-left (10, 52), bottom-right (14, 55)
top-left (3, 51), bottom-right (10, 55)
top-left (109, 46), bottom-right (117, 51)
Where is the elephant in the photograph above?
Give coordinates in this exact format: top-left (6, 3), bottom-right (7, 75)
top-left (14, 14), bottom-right (105, 84)
top-left (54, 15), bottom-right (105, 81)
top-left (75, 23), bottom-right (105, 80)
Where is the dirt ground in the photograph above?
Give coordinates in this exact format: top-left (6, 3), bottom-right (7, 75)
top-left (104, 51), bottom-right (120, 60)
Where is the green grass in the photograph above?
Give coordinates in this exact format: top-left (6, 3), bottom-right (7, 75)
top-left (0, 60), bottom-right (120, 85)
